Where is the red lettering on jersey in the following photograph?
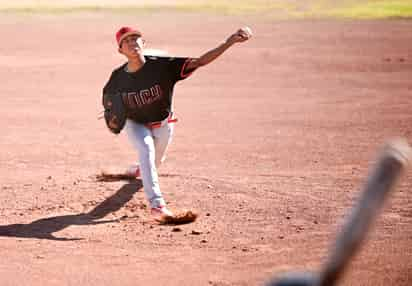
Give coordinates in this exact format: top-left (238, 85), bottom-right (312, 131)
top-left (140, 89), bottom-right (150, 104)
top-left (123, 85), bottom-right (164, 109)
top-left (123, 92), bottom-right (138, 109)
top-left (133, 92), bottom-right (143, 106)
top-left (150, 85), bottom-right (163, 101)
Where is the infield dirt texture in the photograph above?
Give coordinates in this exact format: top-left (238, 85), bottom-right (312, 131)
top-left (0, 1), bottom-right (411, 285)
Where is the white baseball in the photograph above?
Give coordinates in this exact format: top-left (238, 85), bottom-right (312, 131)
top-left (241, 26), bottom-right (252, 38)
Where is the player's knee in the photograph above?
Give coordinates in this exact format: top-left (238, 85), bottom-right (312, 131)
top-left (138, 138), bottom-right (154, 157)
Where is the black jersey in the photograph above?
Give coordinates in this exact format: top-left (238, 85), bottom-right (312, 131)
top-left (103, 56), bottom-right (195, 124)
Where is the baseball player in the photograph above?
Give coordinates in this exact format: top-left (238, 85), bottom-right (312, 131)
top-left (102, 26), bottom-right (252, 220)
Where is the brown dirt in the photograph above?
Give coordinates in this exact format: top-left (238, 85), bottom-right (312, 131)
top-left (0, 11), bottom-right (411, 286)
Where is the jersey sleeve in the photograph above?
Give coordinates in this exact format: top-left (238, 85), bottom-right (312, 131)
top-left (103, 70), bottom-right (117, 95)
top-left (166, 57), bottom-right (197, 82)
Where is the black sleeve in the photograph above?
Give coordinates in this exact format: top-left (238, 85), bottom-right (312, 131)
top-left (102, 69), bottom-right (120, 109)
top-left (101, 70), bottom-right (127, 134)
top-left (103, 71), bottom-right (116, 96)
top-left (166, 57), bottom-right (197, 83)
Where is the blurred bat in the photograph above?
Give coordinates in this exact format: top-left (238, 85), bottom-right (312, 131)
top-left (267, 139), bottom-right (411, 286)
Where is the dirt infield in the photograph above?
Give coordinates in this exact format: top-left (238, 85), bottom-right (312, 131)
top-left (0, 11), bottom-right (411, 286)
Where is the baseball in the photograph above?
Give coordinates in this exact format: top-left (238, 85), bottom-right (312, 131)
top-left (241, 26), bottom-right (252, 38)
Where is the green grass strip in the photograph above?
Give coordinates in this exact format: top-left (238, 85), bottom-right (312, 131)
top-left (0, 1), bottom-right (411, 19)
top-left (326, 1), bottom-right (412, 19)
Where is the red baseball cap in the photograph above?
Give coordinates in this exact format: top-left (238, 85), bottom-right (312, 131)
top-left (116, 26), bottom-right (142, 47)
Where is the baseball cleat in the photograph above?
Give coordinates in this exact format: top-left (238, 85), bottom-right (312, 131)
top-left (125, 164), bottom-right (140, 179)
top-left (151, 205), bottom-right (174, 218)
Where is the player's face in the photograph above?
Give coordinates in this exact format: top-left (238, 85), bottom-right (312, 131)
top-left (119, 35), bottom-right (144, 58)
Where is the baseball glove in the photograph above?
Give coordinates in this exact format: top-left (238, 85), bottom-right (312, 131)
top-left (102, 92), bottom-right (126, 134)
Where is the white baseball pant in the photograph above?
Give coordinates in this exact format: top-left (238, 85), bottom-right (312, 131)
top-left (125, 118), bottom-right (174, 209)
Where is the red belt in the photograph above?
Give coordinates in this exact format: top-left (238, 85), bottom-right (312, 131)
top-left (145, 115), bottom-right (178, 129)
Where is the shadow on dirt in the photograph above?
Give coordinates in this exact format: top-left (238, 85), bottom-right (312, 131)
top-left (0, 181), bottom-right (143, 241)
